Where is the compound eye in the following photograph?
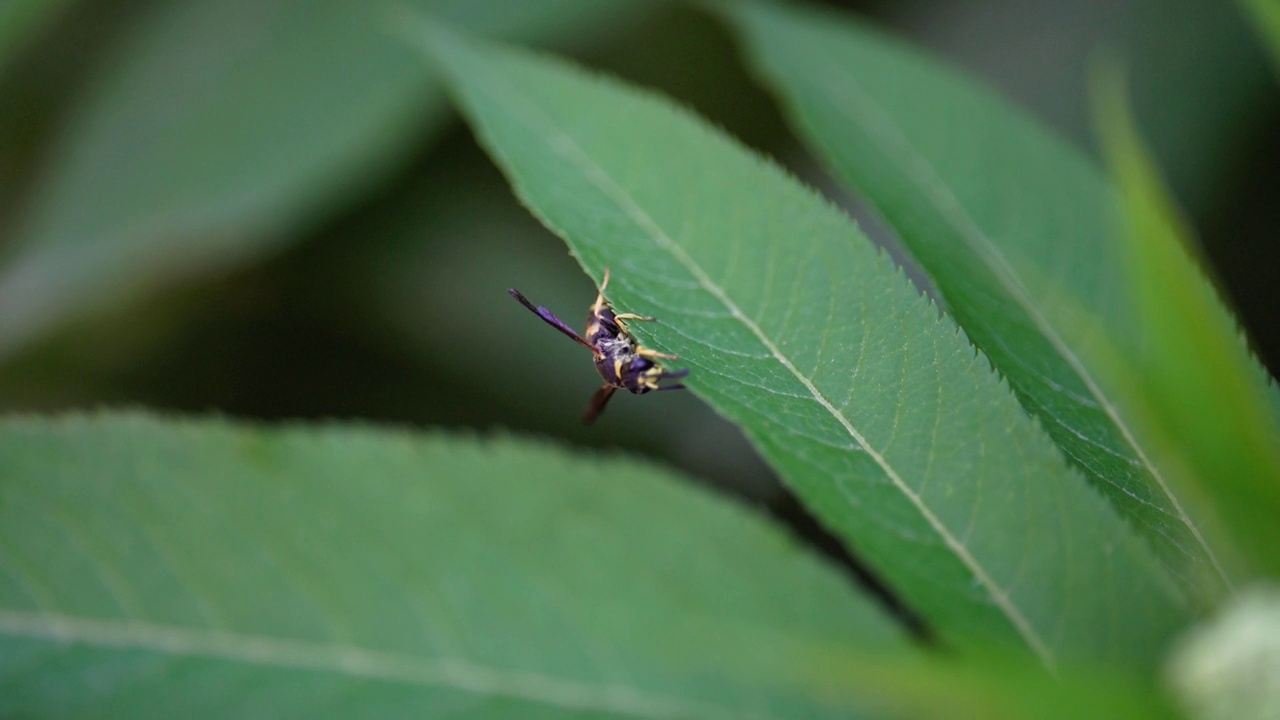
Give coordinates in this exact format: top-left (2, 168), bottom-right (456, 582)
top-left (630, 357), bottom-right (653, 371)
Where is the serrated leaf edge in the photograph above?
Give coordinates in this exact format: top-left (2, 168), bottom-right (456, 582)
top-left (421, 29), bottom-right (1060, 671)
top-left (722, 5), bottom-right (1230, 590)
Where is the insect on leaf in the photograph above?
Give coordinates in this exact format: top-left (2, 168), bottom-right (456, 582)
top-left (409, 17), bottom-right (1193, 671)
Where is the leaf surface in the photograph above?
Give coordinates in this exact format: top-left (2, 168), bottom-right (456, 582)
top-left (0, 412), bottom-right (902, 719)
top-left (413, 20), bottom-right (1191, 670)
top-left (722, 0), bottom-right (1266, 597)
top-left (1096, 73), bottom-right (1280, 577)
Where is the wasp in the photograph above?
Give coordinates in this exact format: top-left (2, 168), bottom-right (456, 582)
top-left (509, 268), bottom-right (689, 424)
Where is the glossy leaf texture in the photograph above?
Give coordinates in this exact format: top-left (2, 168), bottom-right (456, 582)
top-left (0, 412), bottom-right (904, 719)
top-left (0, 0), bottom-right (641, 363)
top-left (721, 0), bottom-right (1268, 598)
top-left (1096, 73), bottom-right (1280, 578)
top-left (412, 20), bottom-right (1191, 670)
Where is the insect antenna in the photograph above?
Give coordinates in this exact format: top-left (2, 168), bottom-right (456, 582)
top-left (656, 368), bottom-right (689, 391)
top-left (508, 288), bottom-right (598, 354)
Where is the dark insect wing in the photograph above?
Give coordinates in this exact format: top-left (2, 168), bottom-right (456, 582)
top-left (508, 288), bottom-right (596, 353)
top-left (582, 385), bottom-right (618, 425)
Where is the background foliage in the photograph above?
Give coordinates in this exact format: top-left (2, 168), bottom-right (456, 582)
top-left (1, 0), bottom-right (1278, 717)
top-left (1, 0), bottom-right (1276, 488)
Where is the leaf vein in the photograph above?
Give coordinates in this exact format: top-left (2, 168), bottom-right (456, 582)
top-left (499, 77), bottom-right (1059, 669)
top-left (811, 72), bottom-right (1228, 588)
top-left (0, 610), bottom-right (757, 720)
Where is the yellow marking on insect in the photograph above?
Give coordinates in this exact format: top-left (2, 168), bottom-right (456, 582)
top-left (509, 267), bottom-right (688, 423)
top-left (636, 346), bottom-right (678, 360)
top-left (614, 312), bottom-right (655, 324)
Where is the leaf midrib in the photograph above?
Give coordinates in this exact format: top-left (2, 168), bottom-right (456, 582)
top-left (459, 48), bottom-right (1056, 670)
top-left (0, 609), bottom-right (747, 720)
top-left (795, 66), bottom-right (1228, 587)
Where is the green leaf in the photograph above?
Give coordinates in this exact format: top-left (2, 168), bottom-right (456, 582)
top-left (721, 0), bottom-right (1256, 599)
top-left (0, 412), bottom-right (904, 718)
top-left (349, 152), bottom-right (772, 497)
top-left (824, 651), bottom-right (1178, 720)
top-left (411, 20), bottom-right (1191, 670)
top-left (1095, 71), bottom-right (1280, 578)
top-left (0, 0), bottom-right (75, 76)
top-left (1238, 0), bottom-right (1280, 74)
top-left (0, 0), bottom-right (641, 363)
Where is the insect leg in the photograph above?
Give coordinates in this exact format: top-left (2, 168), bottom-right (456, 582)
top-left (591, 268), bottom-right (612, 315)
top-left (509, 288), bottom-right (600, 355)
top-left (635, 346), bottom-right (679, 360)
top-left (582, 385), bottom-right (618, 425)
top-left (595, 270), bottom-right (659, 326)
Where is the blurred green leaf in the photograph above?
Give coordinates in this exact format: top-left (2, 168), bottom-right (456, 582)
top-left (1166, 585), bottom-right (1280, 720)
top-left (0, 0), bottom-right (641, 364)
top-left (412, 20), bottom-right (1191, 670)
top-left (0, 0), bottom-right (75, 75)
top-left (819, 650), bottom-right (1177, 720)
top-left (1239, 0), bottom-right (1280, 74)
top-left (1123, 0), bottom-right (1276, 220)
top-left (0, 412), bottom-right (905, 718)
top-left (1095, 71), bottom-right (1280, 579)
top-left (721, 0), bottom-right (1257, 599)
